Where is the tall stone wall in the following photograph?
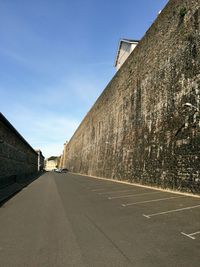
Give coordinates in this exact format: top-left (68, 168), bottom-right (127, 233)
top-left (0, 113), bottom-right (38, 188)
top-left (65, 0), bottom-right (200, 194)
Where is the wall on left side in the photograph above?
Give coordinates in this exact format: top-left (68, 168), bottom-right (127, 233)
top-left (0, 113), bottom-right (38, 188)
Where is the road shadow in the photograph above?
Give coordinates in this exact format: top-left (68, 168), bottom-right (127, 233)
top-left (0, 172), bottom-right (46, 207)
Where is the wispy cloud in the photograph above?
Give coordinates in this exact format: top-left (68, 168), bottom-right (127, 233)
top-left (67, 77), bottom-right (103, 105)
top-left (2, 105), bottom-right (79, 158)
top-left (0, 47), bottom-right (27, 64)
top-left (23, 74), bottom-right (105, 112)
top-left (32, 116), bottom-right (79, 158)
top-left (0, 72), bottom-right (106, 158)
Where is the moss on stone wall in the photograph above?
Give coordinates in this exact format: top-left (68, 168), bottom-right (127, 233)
top-left (65, 0), bottom-right (200, 194)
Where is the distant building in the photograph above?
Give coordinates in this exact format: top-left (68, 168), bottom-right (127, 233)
top-left (35, 150), bottom-right (45, 172)
top-left (45, 156), bottom-right (60, 171)
top-left (115, 39), bottom-right (139, 70)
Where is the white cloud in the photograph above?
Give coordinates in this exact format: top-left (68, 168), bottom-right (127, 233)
top-left (37, 143), bottom-right (64, 159)
top-left (3, 106), bottom-right (79, 158)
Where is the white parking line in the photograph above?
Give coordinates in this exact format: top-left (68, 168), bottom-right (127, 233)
top-left (181, 231), bottom-right (200, 240)
top-left (89, 184), bottom-right (109, 188)
top-left (108, 191), bottom-right (161, 200)
top-left (88, 185), bottom-right (103, 189)
top-left (71, 172), bottom-right (200, 199)
top-left (91, 188), bottom-right (109, 192)
top-left (98, 189), bottom-right (141, 195)
top-left (88, 185), bottom-right (103, 188)
top-left (122, 196), bottom-right (186, 207)
top-left (143, 204), bottom-right (200, 219)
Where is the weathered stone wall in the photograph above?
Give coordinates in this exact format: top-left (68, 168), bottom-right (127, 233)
top-left (65, 0), bottom-right (200, 194)
top-left (60, 141), bottom-right (68, 168)
top-left (0, 113), bottom-right (38, 188)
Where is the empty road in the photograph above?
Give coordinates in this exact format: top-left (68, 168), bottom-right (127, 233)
top-left (0, 172), bottom-right (200, 267)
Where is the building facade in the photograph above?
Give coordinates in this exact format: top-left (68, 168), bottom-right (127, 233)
top-left (0, 113), bottom-right (38, 187)
top-left (45, 156), bottom-right (60, 171)
top-left (35, 150), bottom-right (45, 172)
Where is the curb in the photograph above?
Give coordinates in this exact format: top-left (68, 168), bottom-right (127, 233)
top-left (69, 172), bottom-right (200, 199)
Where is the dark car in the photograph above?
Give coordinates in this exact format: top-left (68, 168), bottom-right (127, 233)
top-left (61, 168), bottom-right (68, 173)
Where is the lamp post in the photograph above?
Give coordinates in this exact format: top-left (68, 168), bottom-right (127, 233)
top-left (183, 102), bottom-right (199, 111)
top-left (183, 102), bottom-right (199, 126)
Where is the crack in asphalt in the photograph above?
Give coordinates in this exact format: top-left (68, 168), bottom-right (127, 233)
top-left (85, 214), bottom-right (133, 265)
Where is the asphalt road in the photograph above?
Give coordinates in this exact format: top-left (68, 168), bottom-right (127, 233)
top-left (0, 172), bottom-right (200, 267)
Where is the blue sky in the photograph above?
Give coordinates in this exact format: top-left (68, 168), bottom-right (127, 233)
top-left (0, 0), bottom-right (168, 158)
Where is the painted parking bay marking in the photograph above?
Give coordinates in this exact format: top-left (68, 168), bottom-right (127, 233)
top-left (181, 231), bottom-right (200, 240)
top-left (91, 188), bottom-right (110, 192)
top-left (121, 195), bottom-right (186, 207)
top-left (99, 189), bottom-right (143, 195)
top-left (143, 204), bottom-right (200, 219)
top-left (108, 191), bottom-right (161, 200)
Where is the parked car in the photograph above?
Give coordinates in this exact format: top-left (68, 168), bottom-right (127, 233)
top-left (61, 168), bottom-right (68, 173)
top-left (55, 168), bottom-right (69, 173)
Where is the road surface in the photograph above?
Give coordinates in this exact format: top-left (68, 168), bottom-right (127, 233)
top-left (0, 172), bottom-right (200, 266)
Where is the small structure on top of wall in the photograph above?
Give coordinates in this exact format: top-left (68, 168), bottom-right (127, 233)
top-left (114, 39), bottom-right (139, 71)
